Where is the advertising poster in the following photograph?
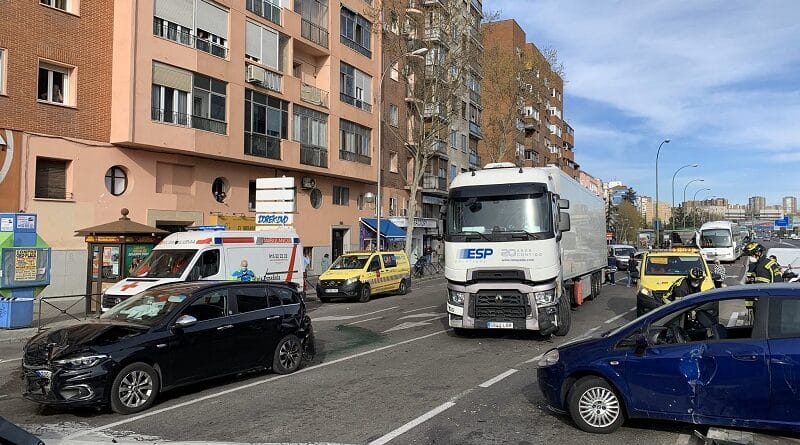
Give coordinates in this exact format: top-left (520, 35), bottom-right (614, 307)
top-left (0, 217), bottom-right (12, 232)
top-left (16, 214), bottom-right (36, 229)
top-left (14, 249), bottom-right (38, 281)
top-left (125, 244), bottom-right (154, 277)
top-left (102, 246), bottom-right (121, 279)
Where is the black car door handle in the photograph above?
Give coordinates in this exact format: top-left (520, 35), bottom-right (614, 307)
top-left (731, 352), bottom-right (758, 361)
top-left (216, 324), bottom-right (234, 331)
top-left (265, 315), bottom-right (281, 320)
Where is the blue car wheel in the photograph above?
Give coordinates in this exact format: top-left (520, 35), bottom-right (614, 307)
top-left (568, 376), bottom-right (625, 434)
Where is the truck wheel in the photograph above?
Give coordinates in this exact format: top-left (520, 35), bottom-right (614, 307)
top-left (554, 293), bottom-right (571, 336)
top-left (358, 284), bottom-right (371, 303)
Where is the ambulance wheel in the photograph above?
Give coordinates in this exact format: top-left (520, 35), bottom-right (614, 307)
top-left (397, 279), bottom-right (409, 295)
top-left (358, 284), bottom-right (371, 303)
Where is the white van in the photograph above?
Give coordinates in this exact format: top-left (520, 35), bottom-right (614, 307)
top-left (102, 229), bottom-right (303, 310)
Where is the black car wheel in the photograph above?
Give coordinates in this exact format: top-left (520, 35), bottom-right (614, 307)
top-left (273, 334), bottom-right (303, 375)
top-left (318, 296), bottom-right (331, 303)
top-left (568, 376), bottom-right (625, 434)
top-left (553, 293), bottom-right (571, 336)
top-left (397, 279), bottom-right (408, 295)
top-left (110, 362), bottom-right (160, 414)
top-left (358, 284), bottom-right (371, 303)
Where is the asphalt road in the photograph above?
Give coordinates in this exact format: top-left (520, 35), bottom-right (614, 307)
top-left (0, 244), bottom-right (784, 444)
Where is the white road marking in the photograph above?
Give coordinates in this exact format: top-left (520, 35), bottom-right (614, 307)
top-left (402, 305), bottom-right (440, 314)
top-left (65, 329), bottom-right (449, 441)
top-left (0, 358), bottom-right (22, 364)
top-left (478, 369), bottom-right (518, 388)
top-left (398, 312), bottom-right (442, 320)
top-left (312, 306), bottom-right (399, 322)
top-left (383, 315), bottom-right (447, 333)
top-left (368, 389), bottom-right (474, 445)
top-left (345, 316), bottom-right (385, 326)
top-left (0, 395), bottom-right (8, 400)
top-left (603, 307), bottom-right (637, 324)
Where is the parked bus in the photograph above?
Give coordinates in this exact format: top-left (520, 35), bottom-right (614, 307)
top-left (696, 221), bottom-right (743, 262)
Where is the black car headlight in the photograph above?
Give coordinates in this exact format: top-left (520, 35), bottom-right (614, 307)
top-left (53, 354), bottom-right (108, 369)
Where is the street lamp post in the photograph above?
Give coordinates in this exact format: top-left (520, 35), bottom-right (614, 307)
top-left (682, 178), bottom-right (704, 228)
top-left (693, 188), bottom-right (711, 228)
top-left (671, 163), bottom-right (699, 227)
top-left (375, 47), bottom-right (429, 252)
top-left (654, 139), bottom-right (670, 247)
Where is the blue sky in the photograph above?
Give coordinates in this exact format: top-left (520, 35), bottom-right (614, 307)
top-left (488, 0), bottom-right (800, 205)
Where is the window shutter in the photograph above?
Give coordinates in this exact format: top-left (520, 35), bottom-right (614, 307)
top-left (154, 0), bottom-right (194, 28)
top-left (35, 159), bottom-right (66, 199)
top-left (261, 26), bottom-right (279, 69)
top-left (245, 21), bottom-right (261, 59)
top-left (196, 0), bottom-right (229, 39)
top-left (152, 62), bottom-right (192, 92)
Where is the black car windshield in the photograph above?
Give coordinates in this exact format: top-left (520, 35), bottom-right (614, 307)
top-left (100, 286), bottom-right (199, 326)
top-left (330, 255), bottom-right (370, 270)
top-left (645, 256), bottom-right (704, 276)
top-left (614, 247), bottom-right (636, 257)
top-left (448, 193), bottom-right (553, 240)
top-left (700, 229), bottom-right (732, 248)
top-left (131, 249), bottom-right (197, 278)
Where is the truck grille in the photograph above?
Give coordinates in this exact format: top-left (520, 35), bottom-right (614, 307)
top-left (471, 290), bottom-right (529, 321)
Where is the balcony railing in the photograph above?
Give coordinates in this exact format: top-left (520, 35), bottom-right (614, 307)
top-left (340, 149), bottom-right (371, 165)
top-left (469, 89), bottom-right (481, 106)
top-left (406, 0), bottom-right (423, 12)
top-left (191, 115), bottom-right (227, 134)
top-left (246, 0), bottom-right (281, 26)
top-left (422, 0), bottom-right (448, 8)
top-left (151, 108), bottom-right (226, 134)
top-left (301, 83), bottom-right (330, 108)
top-left (469, 121), bottom-right (482, 138)
top-left (245, 133), bottom-right (281, 160)
top-left (470, 0), bottom-right (481, 13)
top-left (424, 103), bottom-right (445, 119)
top-left (301, 18), bottom-right (329, 48)
top-left (469, 151), bottom-right (480, 167)
top-left (340, 36), bottom-right (372, 59)
top-left (340, 93), bottom-right (372, 112)
top-left (423, 25), bottom-right (448, 42)
top-left (423, 175), bottom-right (447, 191)
top-left (430, 139), bottom-right (447, 156)
top-left (153, 18), bottom-right (227, 59)
top-left (300, 145), bottom-right (328, 168)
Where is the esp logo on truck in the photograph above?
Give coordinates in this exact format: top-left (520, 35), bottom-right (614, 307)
top-left (458, 248), bottom-right (494, 259)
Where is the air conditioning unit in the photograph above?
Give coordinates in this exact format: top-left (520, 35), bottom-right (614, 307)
top-left (246, 65), bottom-right (265, 84)
top-left (301, 177), bottom-right (317, 189)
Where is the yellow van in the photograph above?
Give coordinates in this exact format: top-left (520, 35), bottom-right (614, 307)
top-left (637, 248), bottom-right (715, 314)
top-left (316, 251), bottom-right (411, 302)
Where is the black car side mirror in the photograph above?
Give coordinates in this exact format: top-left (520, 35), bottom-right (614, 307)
top-left (174, 314), bottom-right (198, 330)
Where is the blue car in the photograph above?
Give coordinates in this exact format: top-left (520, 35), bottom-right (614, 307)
top-left (538, 284), bottom-right (800, 434)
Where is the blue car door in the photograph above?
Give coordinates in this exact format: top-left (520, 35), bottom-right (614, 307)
top-left (767, 296), bottom-right (800, 424)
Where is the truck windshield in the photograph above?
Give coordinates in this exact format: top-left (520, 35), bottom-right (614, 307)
top-left (130, 249), bottom-right (197, 278)
top-left (448, 193), bottom-right (553, 241)
top-left (700, 229), bottom-right (732, 248)
top-left (330, 255), bottom-right (370, 270)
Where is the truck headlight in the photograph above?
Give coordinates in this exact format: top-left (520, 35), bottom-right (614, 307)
top-left (538, 349), bottom-right (559, 367)
top-left (345, 277), bottom-right (359, 286)
top-left (534, 289), bottom-right (556, 305)
top-left (448, 290), bottom-right (466, 306)
top-left (53, 354), bottom-right (108, 369)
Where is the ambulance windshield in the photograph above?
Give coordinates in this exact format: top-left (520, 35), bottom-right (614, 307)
top-left (131, 249), bottom-right (197, 278)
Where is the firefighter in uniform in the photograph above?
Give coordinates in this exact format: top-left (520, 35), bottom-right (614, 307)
top-left (662, 267), bottom-right (706, 305)
top-left (744, 242), bottom-right (782, 283)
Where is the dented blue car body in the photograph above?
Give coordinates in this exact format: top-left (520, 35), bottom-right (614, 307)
top-left (538, 284), bottom-right (800, 432)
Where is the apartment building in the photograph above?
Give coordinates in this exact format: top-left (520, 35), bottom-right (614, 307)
top-left (0, 0), bottom-right (382, 293)
top-left (783, 196), bottom-right (797, 215)
top-left (479, 19), bottom-right (579, 179)
top-left (748, 196), bottom-right (766, 214)
top-left (578, 170), bottom-right (603, 197)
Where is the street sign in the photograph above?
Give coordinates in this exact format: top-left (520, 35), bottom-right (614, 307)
top-left (774, 216), bottom-right (790, 228)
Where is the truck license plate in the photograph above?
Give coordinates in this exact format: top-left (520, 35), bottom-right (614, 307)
top-left (486, 321), bottom-right (513, 329)
top-left (325, 289), bottom-right (338, 293)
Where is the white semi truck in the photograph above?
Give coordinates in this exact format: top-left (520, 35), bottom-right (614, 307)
top-left (444, 164), bottom-right (607, 336)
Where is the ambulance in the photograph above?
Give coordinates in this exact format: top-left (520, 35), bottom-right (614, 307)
top-left (101, 228), bottom-right (303, 310)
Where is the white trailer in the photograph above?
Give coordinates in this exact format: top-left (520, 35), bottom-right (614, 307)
top-left (444, 164), bottom-right (607, 336)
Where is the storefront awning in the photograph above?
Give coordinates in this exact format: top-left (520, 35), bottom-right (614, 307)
top-left (360, 218), bottom-right (406, 239)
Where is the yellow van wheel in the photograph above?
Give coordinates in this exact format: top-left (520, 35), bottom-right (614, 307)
top-left (358, 284), bottom-right (371, 303)
top-left (397, 279), bottom-right (409, 295)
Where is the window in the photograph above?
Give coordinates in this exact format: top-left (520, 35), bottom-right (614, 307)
top-left (389, 104), bottom-right (398, 126)
top-left (460, 134), bottom-right (467, 152)
top-left (450, 129), bottom-right (457, 148)
top-left (340, 7), bottom-right (372, 58)
top-left (388, 12), bottom-right (399, 34)
top-left (389, 61), bottom-right (399, 81)
top-left (769, 298), bottom-right (800, 339)
top-left (189, 249), bottom-right (220, 279)
top-left (310, 188), bottom-right (323, 209)
top-left (234, 287), bottom-right (268, 313)
top-left (340, 120), bottom-right (371, 164)
top-left (340, 62), bottom-right (372, 111)
top-left (293, 105), bottom-right (328, 167)
top-left (245, 21), bottom-right (279, 69)
top-left (151, 62), bottom-right (191, 126)
top-left (273, 287), bottom-right (299, 305)
top-left (382, 254), bottom-right (397, 268)
top-left (357, 193), bottom-right (365, 210)
top-left (367, 255), bottom-right (381, 271)
top-left (194, 0), bottom-right (229, 58)
top-left (246, 0), bottom-right (281, 26)
top-left (333, 185), bottom-right (350, 206)
top-left (389, 152), bottom-right (398, 173)
top-left (184, 289), bottom-right (228, 321)
top-left (648, 299), bottom-right (756, 346)
top-left (35, 158), bottom-right (68, 200)
top-left (0, 49), bottom-right (5, 94)
top-left (249, 180), bottom-right (257, 210)
top-left (461, 101), bottom-right (467, 119)
top-left (38, 63), bottom-right (71, 105)
top-left (153, 0), bottom-right (229, 57)
top-left (192, 74), bottom-right (227, 134)
top-left (245, 89), bottom-right (289, 160)
top-left (104, 166), bottom-right (128, 196)
top-left (212, 177), bottom-right (229, 202)
top-left (450, 164), bottom-right (457, 182)
top-left (389, 197), bottom-right (397, 216)
top-left (40, 0), bottom-right (69, 12)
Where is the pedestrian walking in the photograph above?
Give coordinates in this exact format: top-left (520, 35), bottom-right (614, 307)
top-left (320, 253), bottom-right (331, 273)
top-left (711, 259), bottom-right (727, 288)
top-left (606, 254), bottom-right (618, 285)
top-left (627, 256), bottom-right (639, 287)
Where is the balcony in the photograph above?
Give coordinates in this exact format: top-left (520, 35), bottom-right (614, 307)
top-left (423, 25), bottom-right (448, 43)
top-left (405, 84), bottom-right (423, 104)
top-left (340, 93), bottom-right (372, 112)
top-left (430, 139), bottom-right (447, 157)
top-left (469, 151), bottom-right (481, 168)
top-left (246, 63), bottom-right (282, 93)
top-left (340, 36), bottom-right (372, 59)
top-left (300, 83), bottom-right (329, 108)
top-left (247, 0), bottom-right (281, 26)
top-left (470, 0), bottom-right (481, 13)
top-left (340, 149), bottom-right (371, 165)
top-left (423, 0), bottom-right (448, 8)
top-left (245, 133), bottom-right (281, 160)
top-left (469, 121), bottom-right (482, 138)
top-left (301, 18), bottom-right (329, 48)
top-left (424, 103), bottom-right (446, 119)
top-left (469, 89), bottom-right (481, 106)
top-left (153, 18), bottom-right (227, 59)
top-left (521, 115), bottom-right (539, 129)
top-left (300, 145), bottom-right (328, 168)
top-left (191, 115), bottom-right (227, 134)
top-left (422, 175), bottom-right (447, 193)
top-left (406, 0), bottom-right (423, 15)
top-left (469, 26), bottom-right (482, 47)
top-left (151, 108), bottom-right (227, 134)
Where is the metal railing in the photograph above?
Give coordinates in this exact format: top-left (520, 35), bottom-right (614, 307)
top-left (423, 175), bottom-right (447, 191)
top-left (153, 18), bottom-right (227, 59)
top-left (301, 18), bottom-right (329, 48)
top-left (339, 149), bottom-right (371, 165)
top-left (469, 152), bottom-right (481, 167)
top-left (247, 0), bottom-right (281, 25)
top-left (37, 293), bottom-right (103, 332)
top-left (195, 38), bottom-right (228, 58)
top-left (245, 133), bottom-right (282, 159)
top-left (423, 25), bottom-right (448, 41)
top-left (469, 121), bottom-right (482, 138)
top-left (469, 89), bottom-right (481, 106)
top-left (191, 115), bottom-right (227, 134)
top-left (300, 145), bottom-right (328, 167)
top-left (340, 35), bottom-right (372, 59)
top-left (340, 92), bottom-right (372, 112)
top-left (151, 107), bottom-right (190, 127)
top-left (300, 83), bottom-right (330, 107)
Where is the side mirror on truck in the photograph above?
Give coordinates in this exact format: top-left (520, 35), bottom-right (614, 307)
top-left (558, 198), bottom-right (570, 209)
top-left (558, 212), bottom-right (571, 232)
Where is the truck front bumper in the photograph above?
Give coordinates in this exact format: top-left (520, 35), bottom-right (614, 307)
top-left (446, 281), bottom-right (558, 332)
